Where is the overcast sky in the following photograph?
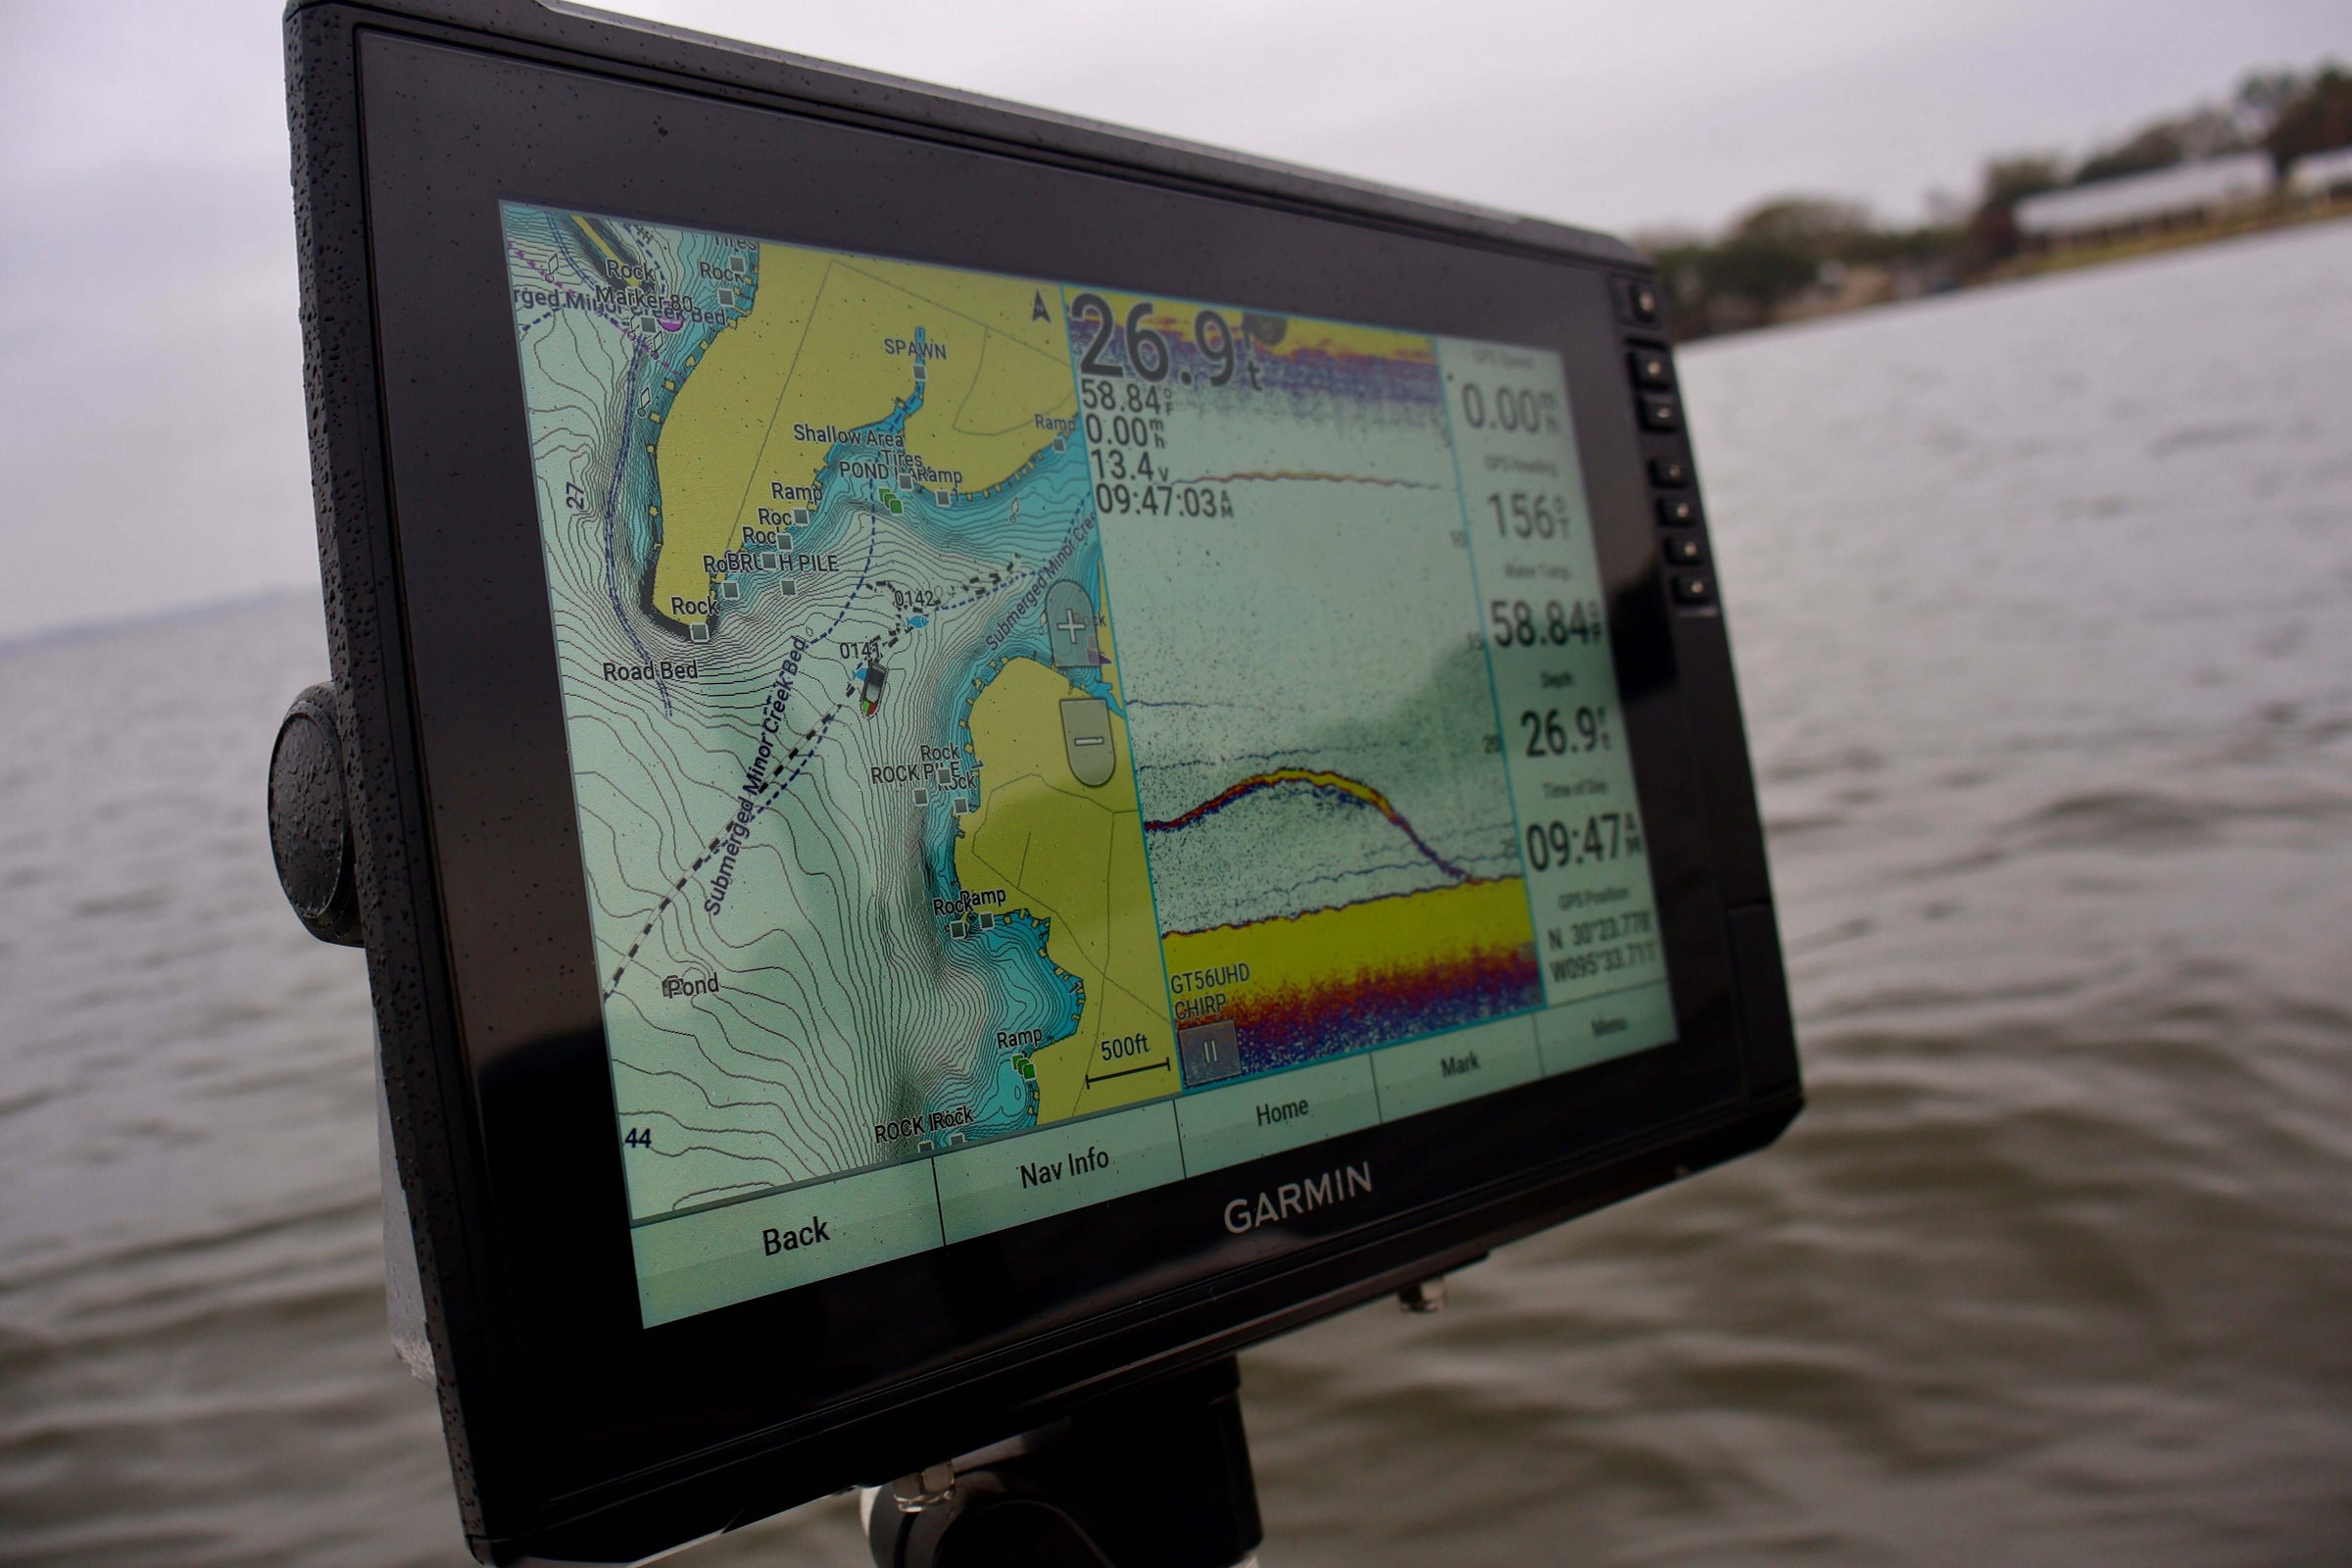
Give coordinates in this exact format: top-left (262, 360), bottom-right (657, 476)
top-left (0, 0), bottom-right (2344, 644)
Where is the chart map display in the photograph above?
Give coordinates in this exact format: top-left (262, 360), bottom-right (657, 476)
top-left (500, 204), bottom-right (1675, 1324)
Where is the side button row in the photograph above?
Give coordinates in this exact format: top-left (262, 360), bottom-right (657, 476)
top-left (1614, 283), bottom-right (1716, 612)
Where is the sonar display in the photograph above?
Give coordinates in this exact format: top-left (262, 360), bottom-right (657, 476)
top-left (499, 203), bottom-right (1675, 1324)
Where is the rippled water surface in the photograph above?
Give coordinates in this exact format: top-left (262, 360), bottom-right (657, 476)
top-left (5, 221), bottom-right (2351, 1566)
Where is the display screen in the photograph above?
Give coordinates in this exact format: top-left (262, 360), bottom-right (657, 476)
top-left (499, 203), bottom-right (1674, 1326)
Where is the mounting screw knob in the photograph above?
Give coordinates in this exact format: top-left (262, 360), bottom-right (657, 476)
top-left (890, 1462), bottom-right (957, 1513)
top-left (1397, 1276), bottom-right (1446, 1314)
top-left (268, 681), bottom-right (363, 948)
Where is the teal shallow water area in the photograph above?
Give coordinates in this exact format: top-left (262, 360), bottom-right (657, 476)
top-left (4, 219), bottom-right (2350, 1564)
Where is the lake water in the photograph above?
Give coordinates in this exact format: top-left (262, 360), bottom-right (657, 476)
top-left (4, 219), bottom-right (2349, 1566)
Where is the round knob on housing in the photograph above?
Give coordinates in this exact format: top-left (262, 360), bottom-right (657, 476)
top-left (1397, 1276), bottom-right (1446, 1314)
top-left (269, 681), bottom-right (364, 947)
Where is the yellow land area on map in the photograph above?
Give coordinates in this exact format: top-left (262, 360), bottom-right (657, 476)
top-left (1160, 876), bottom-right (1536, 1023)
top-left (651, 246), bottom-right (1079, 627)
top-left (954, 657), bottom-right (1176, 1122)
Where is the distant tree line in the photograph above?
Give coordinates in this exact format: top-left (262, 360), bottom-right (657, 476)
top-left (1644, 62), bottom-right (2352, 339)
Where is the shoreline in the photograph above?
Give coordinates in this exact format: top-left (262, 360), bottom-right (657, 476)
top-left (1677, 203), bottom-right (2352, 346)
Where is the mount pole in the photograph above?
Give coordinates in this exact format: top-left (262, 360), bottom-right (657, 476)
top-left (864, 1356), bottom-right (1261, 1568)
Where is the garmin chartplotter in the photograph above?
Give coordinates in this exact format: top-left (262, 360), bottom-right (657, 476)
top-left (270, 2), bottom-right (1800, 1561)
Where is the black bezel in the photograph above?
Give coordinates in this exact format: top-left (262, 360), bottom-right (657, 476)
top-left (285, 3), bottom-right (1799, 1561)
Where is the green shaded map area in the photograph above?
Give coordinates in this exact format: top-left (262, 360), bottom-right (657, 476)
top-left (505, 204), bottom-right (1150, 1223)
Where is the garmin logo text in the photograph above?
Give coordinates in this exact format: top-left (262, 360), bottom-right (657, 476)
top-left (1223, 1161), bottom-right (1373, 1234)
